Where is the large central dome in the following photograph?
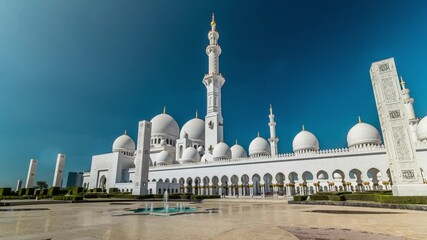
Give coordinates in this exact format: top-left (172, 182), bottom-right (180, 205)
top-left (150, 113), bottom-right (179, 138)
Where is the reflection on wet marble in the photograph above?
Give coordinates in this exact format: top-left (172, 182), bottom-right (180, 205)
top-left (0, 199), bottom-right (426, 239)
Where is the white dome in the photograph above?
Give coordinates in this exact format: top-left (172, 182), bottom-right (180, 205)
top-left (197, 145), bottom-right (205, 154)
top-left (417, 116), bottom-right (427, 141)
top-left (112, 134), bottom-right (135, 152)
top-left (212, 142), bottom-right (231, 160)
top-left (347, 122), bottom-right (382, 147)
top-left (155, 150), bottom-right (174, 165)
top-left (249, 137), bottom-right (270, 157)
top-left (151, 113), bottom-right (179, 138)
top-left (180, 147), bottom-right (200, 163)
top-left (180, 118), bottom-right (205, 141)
top-left (292, 130), bottom-right (319, 152)
top-left (231, 143), bottom-right (247, 158)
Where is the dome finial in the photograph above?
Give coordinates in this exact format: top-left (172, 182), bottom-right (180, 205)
top-left (269, 104), bottom-right (273, 114)
top-left (235, 139), bottom-right (238, 145)
top-left (211, 13), bottom-right (216, 26)
top-left (124, 130), bottom-right (127, 135)
top-left (163, 105), bottom-right (166, 114)
top-left (302, 125), bottom-right (305, 131)
top-left (195, 109), bottom-right (198, 119)
top-left (400, 76), bottom-right (406, 89)
top-left (257, 131), bottom-right (260, 137)
top-left (358, 116), bottom-right (362, 123)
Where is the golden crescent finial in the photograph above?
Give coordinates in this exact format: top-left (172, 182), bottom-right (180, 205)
top-left (257, 131), bottom-right (260, 137)
top-left (211, 13), bottom-right (216, 26)
top-left (400, 76), bottom-right (406, 89)
top-left (358, 116), bottom-right (362, 123)
top-left (163, 105), bottom-right (166, 114)
top-left (124, 130), bottom-right (127, 135)
top-left (302, 125), bottom-right (305, 131)
top-left (195, 109), bottom-right (198, 119)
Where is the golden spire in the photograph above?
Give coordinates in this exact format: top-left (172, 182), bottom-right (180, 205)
top-left (257, 131), bottom-right (260, 137)
top-left (269, 104), bottom-right (273, 114)
top-left (235, 139), bottom-right (238, 145)
top-left (124, 130), bottom-right (127, 135)
top-left (400, 76), bottom-right (406, 89)
top-left (211, 13), bottom-right (216, 26)
top-left (163, 105), bottom-right (166, 114)
top-left (195, 109), bottom-right (198, 119)
top-left (358, 116), bottom-right (362, 123)
top-left (302, 125), bottom-right (305, 131)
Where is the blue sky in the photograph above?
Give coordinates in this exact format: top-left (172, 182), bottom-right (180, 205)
top-left (1, 1), bottom-right (427, 188)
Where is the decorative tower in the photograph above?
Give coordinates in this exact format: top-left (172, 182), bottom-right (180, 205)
top-left (52, 153), bottom-right (66, 188)
top-left (25, 159), bottom-right (38, 188)
top-left (203, 14), bottom-right (225, 154)
top-left (400, 77), bottom-right (419, 142)
top-left (268, 104), bottom-right (279, 156)
top-left (133, 120), bottom-right (152, 195)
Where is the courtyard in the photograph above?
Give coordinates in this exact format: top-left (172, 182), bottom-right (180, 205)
top-left (0, 199), bottom-right (426, 239)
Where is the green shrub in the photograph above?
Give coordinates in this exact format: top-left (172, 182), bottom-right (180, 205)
top-left (0, 188), bottom-right (12, 196)
top-left (191, 195), bottom-right (221, 201)
top-left (179, 193), bottom-right (193, 200)
top-left (48, 187), bottom-right (61, 196)
top-left (359, 190), bottom-right (392, 195)
top-left (293, 195), bottom-right (308, 201)
top-left (18, 188), bottom-right (26, 196)
top-left (109, 188), bottom-right (119, 193)
top-left (343, 194), bottom-right (380, 202)
top-left (52, 195), bottom-right (83, 201)
top-left (378, 195), bottom-right (427, 204)
top-left (25, 188), bottom-right (35, 196)
top-left (72, 187), bottom-right (84, 195)
top-left (83, 193), bottom-right (109, 199)
top-left (39, 189), bottom-right (47, 195)
top-left (328, 195), bottom-right (346, 201)
top-left (309, 195), bottom-right (329, 201)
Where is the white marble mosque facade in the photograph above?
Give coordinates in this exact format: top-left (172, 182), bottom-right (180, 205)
top-left (82, 16), bottom-right (427, 196)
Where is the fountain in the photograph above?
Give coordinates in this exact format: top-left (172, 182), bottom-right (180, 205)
top-left (116, 190), bottom-right (215, 216)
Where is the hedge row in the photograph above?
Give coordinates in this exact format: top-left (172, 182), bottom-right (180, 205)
top-left (191, 195), bottom-right (221, 200)
top-left (293, 195), bottom-right (308, 201)
top-left (344, 194), bottom-right (380, 202)
top-left (52, 195), bottom-right (83, 201)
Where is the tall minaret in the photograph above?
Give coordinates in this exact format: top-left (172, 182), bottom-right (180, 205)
top-left (204, 14), bottom-right (225, 154)
top-left (400, 77), bottom-right (419, 142)
top-left (268, 104), bottom-right (279, 156)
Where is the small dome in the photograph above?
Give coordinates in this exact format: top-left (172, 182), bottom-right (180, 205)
top-left (112, 134), bottom-right (135, 152)
top-left (292, 129), bottom-right (319, 152)
top-left (417, 116), bottom-right (427, 141)
top-left (249, 136), bottom-right (270, 157)
top-left (180, 147), bottom-right (200, 163)
top-left (347, 121), bottom-right (382, 147)
top-left (151, 113), bottom-right (179, 139)
top-left (197, 145), bottom-right (205, 154)
top-left (231, 143), bottom-right (247, 158)
top-left (155, 150), bottom-right (174, 165)
top-left (212, 142), bottom-right (231, 160)
top-left (180, 118), bottom-right (205, 141)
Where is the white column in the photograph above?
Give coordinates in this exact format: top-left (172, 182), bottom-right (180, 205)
top-left (25, 159), bottom-right (38, 188)
top-left (52, 153), bottom-right (66, 188)
top-left (133, 121), bottom-right (152, 195)
top-left (370, 58), bottom-right (427, 196)
top-left (16, 179), bottom-right (22, 192)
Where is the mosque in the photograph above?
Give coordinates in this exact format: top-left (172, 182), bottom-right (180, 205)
top-left (82, 15), bottom-right (427, 197)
